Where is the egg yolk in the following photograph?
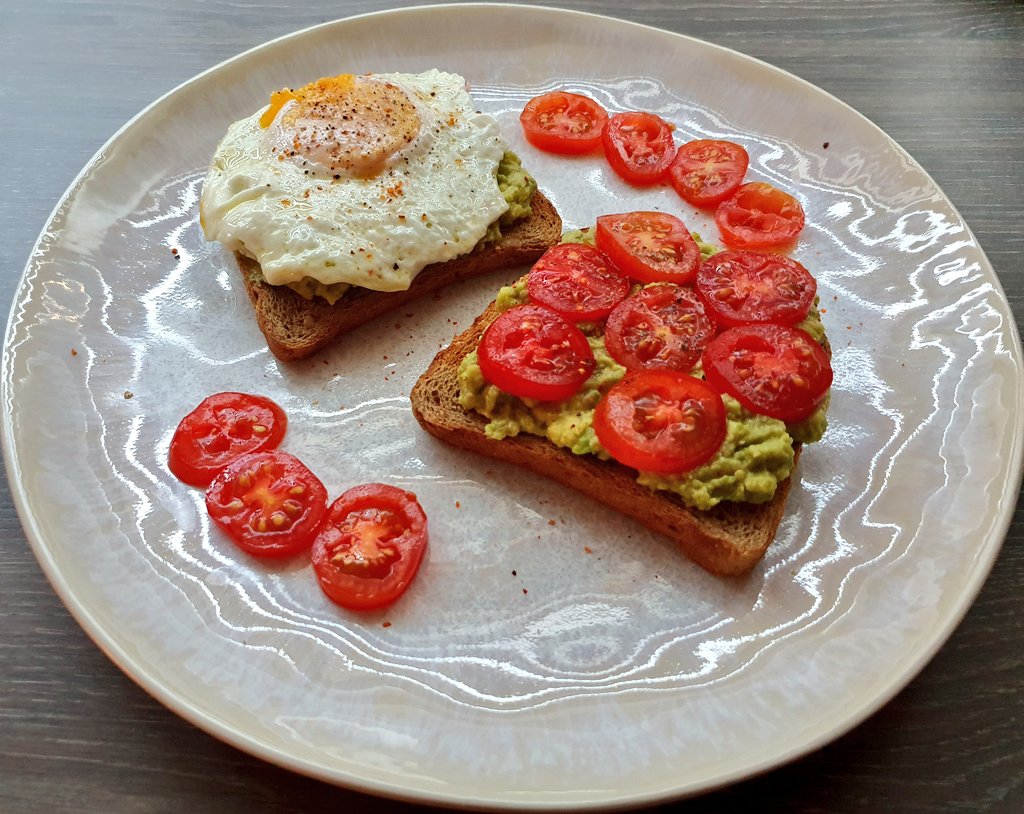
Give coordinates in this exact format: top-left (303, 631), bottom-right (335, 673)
top-left (261, 74), bottom-right (421, 178)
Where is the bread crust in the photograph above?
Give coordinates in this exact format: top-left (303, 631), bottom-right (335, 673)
top-left (410, 290), bottom-right (800, 577)
top-left (234, 192), bottom-right (562, 361)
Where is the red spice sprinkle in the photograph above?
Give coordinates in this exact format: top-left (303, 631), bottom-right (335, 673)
top-left (455, 501), bottom-right (461, 508)
top-left (548, 519), bottom-right (556, 526)
top-left (70, 348), bottom-right (78, 356)
top-left (823, 142), bottom-right (830, 149)
top-left (522, 588), bottom-right (528, 595)
top-left (584, 546), bottom-right (593, 554)
top-left (382, 621), bottom-right (392, 628)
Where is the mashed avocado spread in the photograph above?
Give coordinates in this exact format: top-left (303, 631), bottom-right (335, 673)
top-left (266, 152), bottom-right (537, 304)
top-left (457, 248), bottom-right (830, 511)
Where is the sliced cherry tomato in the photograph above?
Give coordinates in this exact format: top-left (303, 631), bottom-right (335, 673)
top-left (311, 483), bottom-right (428, 611)
top-left (669, 139), bottom-right (750, 208)
top-left (169, 392), bottom-right (287, 487)
top-left (715, 181), bottom-right (806, 249)
top-left (601, 112), bottom-right (676, 185)
top-left (696, 249), bottom-right (816, 328)
top-left (478, 303), bottom-right (595, 402)
top-left (702, 324), bottom-right (832, 423)
top-left (520, 91), bottom-right (609, 154)
top-left (593, 370), bottom-right (727, 474)
top-left (205, 450), bottom-right (328, 557)
top-left (604, 284), bottom-right (716, 372)
top-left (595, 211), bottom-right (700, 284)
top-left (526, 243), bottom-right (630, 322)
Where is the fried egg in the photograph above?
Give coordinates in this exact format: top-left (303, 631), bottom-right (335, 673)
top-left (199, 70), bottom-right (510, 292)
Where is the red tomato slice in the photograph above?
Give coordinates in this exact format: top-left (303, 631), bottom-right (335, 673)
top-left (311, 483), bottom-right (428, 611)
top-left (520, 91), bottom-right (609, 154)
top-left (601, 112), bottom-right (676, 185)
top-left (527, 243), bottom-right (630, 322)
top-left (205, 450), bottom-right (328, 558)
top-left (593, 370), bottom-right (727, 474)
top-left (169, 392), bottom-right (287, 486)
top-left (702, 324), bottom-right (832, 423)
top-left (715, 181), bottom-right (806, 249)
top-left (595, 211), bottom-right (700, 284)
top-left (669, 139), bottom-right (750, 208)
top-left (696, 249), bottom-right (817, 328)
top-left (604, 284), bottom-right (716, 372)
top-left (478, 303), bottom-right (595, 402)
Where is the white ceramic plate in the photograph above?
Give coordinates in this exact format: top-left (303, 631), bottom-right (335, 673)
top-left (4, 4), bottom-right (1022, 809)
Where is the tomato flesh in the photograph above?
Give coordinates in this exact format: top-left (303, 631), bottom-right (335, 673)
top-left (595, 211), bottom-right (700, 285)
top-left (715, 181), bottom-right (806, 249)
top-left (527, 243), bottom-right (630, 322)
top-left (696, 249), bottom-right (816, 328)
top-left (669, 139), bottom-right (750, 208)
top-left (478, 303), bottom-right (595, 402)
top-left (311, 483), bottom-right (428, 611)
top-left (702, 324), bottom-right (832, 423)
top-left (593, 370), bottom-right (727, 474)
top-left (604, 284), bottom-right (716, 372)
top-left (602, 111), bottom-right (676, 185)
top-left (205, 450), bottom-right (328, 557)
top-left (520, 91), bottom-right (609, 154)
top-left (169, 392), bottom-right (287, 486)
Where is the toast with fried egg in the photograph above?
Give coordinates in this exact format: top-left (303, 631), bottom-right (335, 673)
top-left (200, 69), bottom-right (562, 360)
top-left (410, 279), bottom-right (803, 578)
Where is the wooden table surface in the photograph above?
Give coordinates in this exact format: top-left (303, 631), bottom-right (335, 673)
top-left (2, 1), bottom-right (1022, 811)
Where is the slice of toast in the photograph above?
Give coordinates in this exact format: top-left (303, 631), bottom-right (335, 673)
top-left (235, 191), bottom-right (562, 361)
top-left (410, 289), bottom-right (799, 577)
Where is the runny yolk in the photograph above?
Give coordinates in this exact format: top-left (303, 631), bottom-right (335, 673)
top-left (260, 88), bottom-right (300, 128)
top-left (260, 73), bottom-right (421, 177)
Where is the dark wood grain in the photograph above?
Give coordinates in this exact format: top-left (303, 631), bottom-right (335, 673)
top-left (2, 2), bottom-right (1021, 812)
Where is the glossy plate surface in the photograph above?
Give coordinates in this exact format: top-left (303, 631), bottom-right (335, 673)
top-left (4, 4), bottom-right (1022, 809)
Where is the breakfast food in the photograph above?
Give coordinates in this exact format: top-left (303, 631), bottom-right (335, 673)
top-left (411, 216), bottom-right (831, 576)
top-left (714, 182), bottom-right (806, 249)
top-left (200, 70), bottom-right (562, 360)
top-left (170, 393), bottom-right (429, 609)
top-left (206, 450), bottom-right (329, 558)
top-left (311, 483), bottom-right (428, 611)
top-left (668, 139), bottom-right (750, 208)
top-left (168, 392), bottom-right (288, 486)
top-left (518, 91), bottom-right (806, 247)
top-left (519, 91), bottom-right (608, 154)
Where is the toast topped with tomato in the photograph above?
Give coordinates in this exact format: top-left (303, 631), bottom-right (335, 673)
top-left (411, 212), bottom-right (832, 576)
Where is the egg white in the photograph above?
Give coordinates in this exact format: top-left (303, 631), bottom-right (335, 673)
top-left (199, 70), bottom-right (510, 292)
